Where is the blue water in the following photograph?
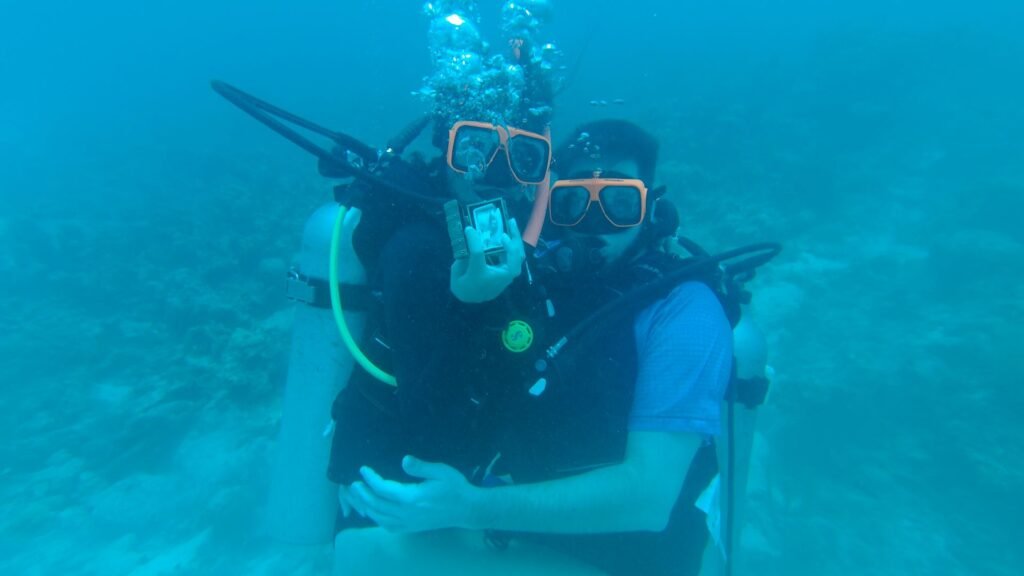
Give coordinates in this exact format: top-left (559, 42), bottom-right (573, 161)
top-left (1, 1), bottom-right (1022, 574)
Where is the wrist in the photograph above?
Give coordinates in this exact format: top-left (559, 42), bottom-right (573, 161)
top-left (451, 280), bottom-right (491, 304)
top-left (463, 483), bottom-right (492, 530)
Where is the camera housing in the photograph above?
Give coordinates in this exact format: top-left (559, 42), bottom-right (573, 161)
top-left (444, 198), bottom-right (509, 259)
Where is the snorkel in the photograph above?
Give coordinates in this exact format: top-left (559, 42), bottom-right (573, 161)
top-left (419, 0), bottom-right (559, 245)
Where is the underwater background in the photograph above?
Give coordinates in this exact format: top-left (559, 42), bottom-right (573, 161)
top-left (1, 0), bottom-right (1022, 574)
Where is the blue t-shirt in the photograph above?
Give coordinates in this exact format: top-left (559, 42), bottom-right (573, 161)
top-left (628, 281), bottom-right (733, 437)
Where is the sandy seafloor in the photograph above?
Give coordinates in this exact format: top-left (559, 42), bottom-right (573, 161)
top-left (1, 2), bottom-right (1023, 575)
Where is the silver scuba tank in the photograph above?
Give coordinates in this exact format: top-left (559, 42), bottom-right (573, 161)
top-left (727, 307), bottom-right (768, 526)
top-left (266, 203), bottom-right (366, 544)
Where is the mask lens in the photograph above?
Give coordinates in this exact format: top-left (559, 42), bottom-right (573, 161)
top-left (550, 186), bottom-right (590, 225)
top-left (451, 126), bottom-right (500, 175)
top-left (598, 185), bottom-right (643, 226)
top-left (507, 134), bottom-right (550, 183)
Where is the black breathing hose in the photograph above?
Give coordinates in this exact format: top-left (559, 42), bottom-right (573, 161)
top-left (547, 242), bottom-right (782, 360)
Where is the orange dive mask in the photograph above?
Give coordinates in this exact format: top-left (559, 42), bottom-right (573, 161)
top-left (548, 175), bottom-right (648, 228)
top-left (447, 121), bottom-right (552, 185)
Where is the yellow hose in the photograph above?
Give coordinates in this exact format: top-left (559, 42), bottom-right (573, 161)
top-left (329, 205), bottom-right (397, 386)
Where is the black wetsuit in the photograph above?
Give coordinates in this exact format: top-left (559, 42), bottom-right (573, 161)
top-left (328, 182), bottom-right (535, 490)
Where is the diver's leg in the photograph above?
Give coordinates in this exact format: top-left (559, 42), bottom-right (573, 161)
top-left (334, 527), bottom-right (608, 576)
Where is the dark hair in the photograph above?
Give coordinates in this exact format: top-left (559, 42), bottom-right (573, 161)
top-left (553, 119), bottom-right (659, 185)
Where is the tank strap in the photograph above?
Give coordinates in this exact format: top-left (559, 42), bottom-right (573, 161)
top-left (286, 269), bottom-right (377, 311)
top-left (728, 375), bottom-right (770, 409)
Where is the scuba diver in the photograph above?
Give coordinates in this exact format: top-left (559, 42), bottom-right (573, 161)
top-left (208, 0), bottom-right (558, 547)
top-left (323, 1), bottom-right (559, 523)
top-left (332, 119), bottom-right (778, 576)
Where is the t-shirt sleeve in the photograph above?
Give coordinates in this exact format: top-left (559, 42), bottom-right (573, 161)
top-left (628, 281), bottom-right (733, 436)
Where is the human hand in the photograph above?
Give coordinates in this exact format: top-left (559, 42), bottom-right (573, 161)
top-left (338, 483), bottom-right (358, 518)
top-left (346, 456), bottom-right (479, 533)
top-left (450, 218), bottom-right (525, 303)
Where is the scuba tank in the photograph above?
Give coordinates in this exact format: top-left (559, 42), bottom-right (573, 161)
top-left (728, 306), bottom-right (770, 526)
top-left (267, 204), bottom-right (366, 544)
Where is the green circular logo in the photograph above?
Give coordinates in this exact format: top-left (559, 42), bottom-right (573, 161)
top-left (502, 320), bottom-right (534, 353)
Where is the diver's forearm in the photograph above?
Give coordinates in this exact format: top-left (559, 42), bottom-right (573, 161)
top-left (467, 462), bottom-right (668, 534)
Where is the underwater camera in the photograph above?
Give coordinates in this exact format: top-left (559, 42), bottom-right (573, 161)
top-left (444, 197), bottom-right (510, 259)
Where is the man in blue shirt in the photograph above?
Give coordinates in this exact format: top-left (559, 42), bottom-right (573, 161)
top-left (335, 120), bottom-right (733, 576)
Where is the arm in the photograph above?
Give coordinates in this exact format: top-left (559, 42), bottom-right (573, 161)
top-left (348, 281), bottom-right (731, 534)
top-left (470, 430), bottom-right (703, 533)
top-left (349, 430), bottom-right (701, 534)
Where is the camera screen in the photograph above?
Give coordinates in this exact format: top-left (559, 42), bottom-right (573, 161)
top-left (470, 202), bottom-right (506, 252)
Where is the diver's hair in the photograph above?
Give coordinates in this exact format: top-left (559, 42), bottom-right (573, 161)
top-left (554, 119), bottom-right (659, 185)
